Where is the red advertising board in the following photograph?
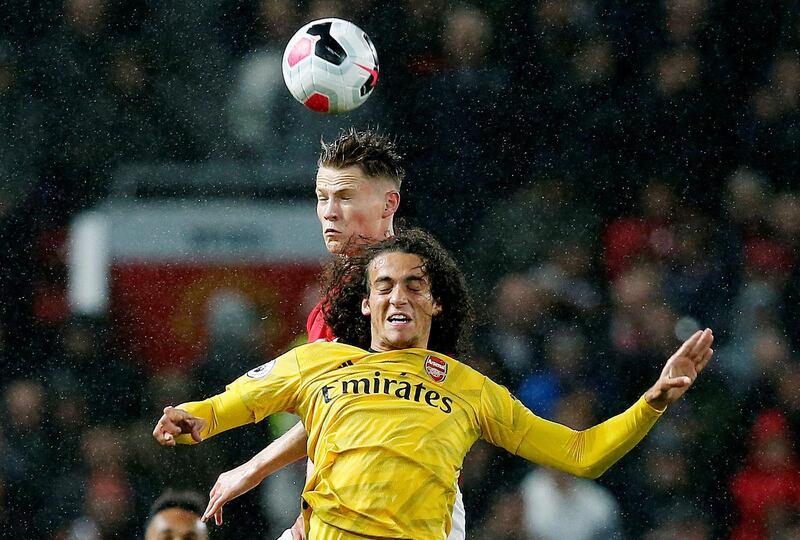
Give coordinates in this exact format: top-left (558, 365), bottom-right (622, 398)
top-left (70, 200), bottom-right (327, 372)
top-left (111, 262), bottom-right (321, 372)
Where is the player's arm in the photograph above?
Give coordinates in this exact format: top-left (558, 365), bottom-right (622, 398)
top-left (510, 394), bottom-right (662, 479)
top-left (484, 329), bottom-right (714, 479)
top-left (153, 388), bottom-right (255, 446)
top-left (203, 422), bottom-right (309, 525)
top-left (153, 349), bottom-right (303, 446)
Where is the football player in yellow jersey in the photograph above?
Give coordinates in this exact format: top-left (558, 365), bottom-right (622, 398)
top-left (154, 228), bottom-right (714, 540)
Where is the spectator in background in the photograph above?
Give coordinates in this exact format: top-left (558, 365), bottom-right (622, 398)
top-left (68, 475), bottom-right (134, 539)
top-left (515, 241), bottom-right (603, 341)
top-left (0, 40), bottom-right (43, 217)
top-left (34, 0), bottom-right (118, 208)
top-left (556, 31), bottom-right (627, 185)
top-left (144, 489), bottom-right (208, 540)
top-left (409, 4), bottom-right (508, 254)
top-left (768, 191), bottom-right (800, 256)
top-left (66, 427), bottom-right (135, 539)
top-left (718, 236), bottom-right (792, 391)
top-left (189, 289), bottom-right (272, 538)
top-left (366, 0), bottom-right (446, 113)
top-left (642, 502), bottom-right (712, 540)
top-left (723, 167), bottom-right (772, 244)
top-left (140, 0), bottom-right (236, 161)
top-left (661, 206), bottom-right (737, 336)
top-left (520, 1), bottom-right (629, 186)
top-left (769, 364), bottom-right (800, 438)
top-left (47, 318), bottom-right (143, 426)
top-left (225, 0), bottom-right (299, 156)
top-left (481, 274), bottom-right (546, 386)
top-left (519, 390), bottom-right (624, 539)
top-left (622, 417), bottom-right (706, 534)
top-left (2, 379), bottom-right (50, 538)
top-left (471, 178), bottom-right (599, 296)
top-left (45, 385), bottom-right (90, 532)
top-left (602, 179), bottom-right (676, 279)
top-left (661, 0), bottom-right (710, 48)
top-left (633, 45), bottom-right (709, 180)
top-left (193, 289), bottom-right (266, 397)
top-left (516, 330), bottom-right (611, 419)
top-left (470, 489), bottom-right (532, 540)
top-left (125, 370), bottom-right (217, 534)
top-left (606, 261), bottom-right (679, 404)
top-left (739, 52), bottom-right (800, 185)
top-left (105, 44), bottom-right (174, 161)
top-left (773, 195), bottom-right (800, 352)
top-left (730, 410), bottom-right (800, 540)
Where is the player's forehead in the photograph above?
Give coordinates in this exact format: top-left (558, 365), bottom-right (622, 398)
top-left (315, 165), bottom-right (371, 192)
top-left (368, 252), bottom-right (427, 282)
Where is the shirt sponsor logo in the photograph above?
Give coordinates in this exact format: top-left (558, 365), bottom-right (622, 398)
top-left (246, 359), bottom-right (276, 379)
top-left (425, 355), bottom-right (448, 383)
top-left (320, 371), bottom-right (453, 414)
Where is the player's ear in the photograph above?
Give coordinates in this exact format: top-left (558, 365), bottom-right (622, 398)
top-left (383, 190), bottom-right (400, 219)
top-left (361, 297), bottom-right (371, 317)
top-left (432, 300), bottom-right (442, 316)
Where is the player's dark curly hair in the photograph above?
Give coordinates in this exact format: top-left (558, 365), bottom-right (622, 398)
top-left (318, 127), bottom-right (405, 188)
top-left (322, 228), bottom-right (475, 355)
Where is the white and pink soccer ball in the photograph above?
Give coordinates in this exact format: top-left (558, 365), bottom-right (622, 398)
top-left (282, 18), bottom-right (379, 113)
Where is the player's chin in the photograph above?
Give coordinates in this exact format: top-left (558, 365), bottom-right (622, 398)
top-left (382, 330), bottom-right (419, 350)
top-left (326, 239), bottom-right (345, 254)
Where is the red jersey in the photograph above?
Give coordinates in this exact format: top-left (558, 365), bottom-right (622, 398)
top-left (306, 300), bottom-right (336, 342)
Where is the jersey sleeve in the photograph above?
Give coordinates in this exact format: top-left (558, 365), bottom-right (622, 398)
top-left (478, 377), bottom-right (663, 479)
top-left (175, 349), bottom-right (302, 444)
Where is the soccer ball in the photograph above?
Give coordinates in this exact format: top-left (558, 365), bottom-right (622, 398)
top-left (282, 18), bottom-right (379, 114)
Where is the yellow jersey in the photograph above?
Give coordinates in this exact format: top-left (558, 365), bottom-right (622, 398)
top-left (177, 341), bottom-right (663, 539)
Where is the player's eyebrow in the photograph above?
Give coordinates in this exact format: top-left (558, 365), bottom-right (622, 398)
top-left (373, 275), bottom-right (394, 286)
top-left (317, 186), bottom-right (358, 196)
top-left (405, 271), bottom-right (427, 282)
top-left (373, 273), bottom-right (428, 289)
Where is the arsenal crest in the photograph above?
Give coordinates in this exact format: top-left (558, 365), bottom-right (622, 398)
top-left (425, 355), bottom-right (448, 382)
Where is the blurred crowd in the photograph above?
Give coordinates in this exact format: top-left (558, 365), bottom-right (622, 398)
top-left (1, 0), bottom-right (799, 538)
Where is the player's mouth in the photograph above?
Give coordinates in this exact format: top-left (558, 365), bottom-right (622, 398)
top-left (324, 228), bottom-right (341, 236)
top-left (387, 313), bottom-right (412, 326)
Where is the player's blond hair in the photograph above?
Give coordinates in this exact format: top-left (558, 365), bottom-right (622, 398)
top-left (318, 128), bottom-right (405, 188)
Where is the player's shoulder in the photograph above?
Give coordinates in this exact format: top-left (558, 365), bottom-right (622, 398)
top-left (306, 300), bottom-right (325, 328)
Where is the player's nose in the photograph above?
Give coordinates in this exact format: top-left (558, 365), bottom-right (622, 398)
top-left (322, 200), bottom-right (339, 220)
top-left (389, 286), bottom-right (408, 306)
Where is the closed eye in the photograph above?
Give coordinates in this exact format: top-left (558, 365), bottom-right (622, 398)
top-left (406, 277), bottom-right (425, 292)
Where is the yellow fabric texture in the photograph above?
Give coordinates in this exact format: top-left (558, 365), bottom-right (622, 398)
top-left (176, 341), bottom-right (663, 539)
top-left (307, 512), bottom-right (377, 539)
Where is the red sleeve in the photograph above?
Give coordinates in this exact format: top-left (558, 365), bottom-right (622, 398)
top-left (306, 300), bottom-right (336, 342)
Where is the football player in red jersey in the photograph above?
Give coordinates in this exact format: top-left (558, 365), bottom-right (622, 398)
top-left (305, 128), bottom-right (403, 342)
